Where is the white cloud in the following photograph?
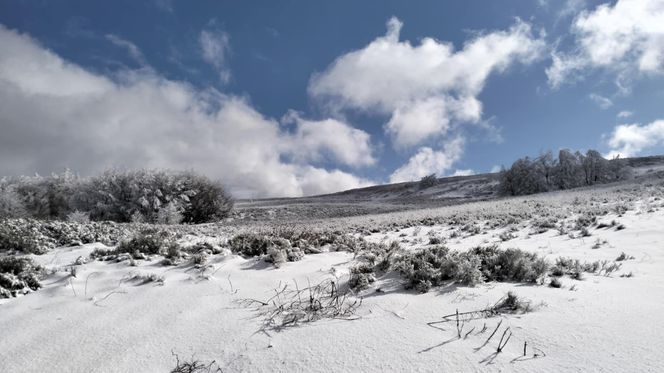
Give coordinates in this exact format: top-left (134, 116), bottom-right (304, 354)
top-left (451, 169), bottom-right (475, 177)
top-left (105, 34), bottom-right (146, 65)
top-left (617, 110), bottom-right (633, 118)
top-left (0, 24), bottom-right (374, 198)
top-left (606, 119), bottom-right (664, 158)
top-left (389, 137), bottom-right (465, 183)
top-left (547, 0), bottom-right (664, 88)
top-left (297, 166), bottom-right (374, 196)
top-left (283, 111), bottom-right (376, 167)
top-left (490, 165), bottom-right (503, 173)
top-left (384, 96), bottom-right (482, 149)
top-left (199, 29), bottom-right (231, 83)
top-left (309, 17), bottom-right (544, 150)
top-left (589, 93), bottom-right (613, 109)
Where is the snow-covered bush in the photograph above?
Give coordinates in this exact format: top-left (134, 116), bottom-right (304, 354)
top-left (0, 256), bottom-right (44, 298)
top-left (0, 219), bottom-right (55, 254)
top-left (468, 246), bottom-right (548, 283)
top-left (349, 264), bottom-right (376, 290)
top-left (229, 233), bottom-right (272, 257)
top-left (77, 169), bottom-right (232, 224)
top-left (116, 230), bottom-right (170, 256)
top-left (0, 169), bottom-right (233, 224)
top-left (393, 246), bottom-right (547, 293)
top-left (229, 232), bottom-right (304, 267)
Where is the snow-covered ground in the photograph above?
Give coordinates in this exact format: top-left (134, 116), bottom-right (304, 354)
top-left (2, 186), bottom-right (664, 372)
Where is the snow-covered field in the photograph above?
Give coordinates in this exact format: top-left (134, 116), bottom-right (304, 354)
top-left (2, 181), bottom-right (664, 372)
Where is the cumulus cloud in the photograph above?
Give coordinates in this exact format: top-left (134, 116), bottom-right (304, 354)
top-left (589, 93), bottom-right (613, 109)
top-left (547, 0), bottom-right (664, 88)
top-left (606, 120), bottom-right (664, 158)
top-left (283, 112), bottom-right (376, 167)
top-left (0, 24), bottom-right (374, 198)
top-left (389, 137), bottom-right (465, 183)
top-left (309, 17), bottom-right (545, 150)
top-left (199, 29), bottom-right (231, 83)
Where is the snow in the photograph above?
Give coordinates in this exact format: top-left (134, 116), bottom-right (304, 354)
top-left (2, 192), bottom-right (664, 372)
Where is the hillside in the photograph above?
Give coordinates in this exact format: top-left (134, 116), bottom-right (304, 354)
top-left (233, 155), bottom-right (664, 223)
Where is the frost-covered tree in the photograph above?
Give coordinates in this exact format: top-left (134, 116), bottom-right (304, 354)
top-left (0, 179), bottom-right (27, 219)
top-left (14, 170), bottom-right (79, 219)
top-left (500, 149), bottom-right (631, 196)
top-left (0, 169), bottom-right (233, 224)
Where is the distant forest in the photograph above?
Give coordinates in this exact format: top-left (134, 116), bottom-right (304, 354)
top-left (498, 149), bottom-right (632, 196)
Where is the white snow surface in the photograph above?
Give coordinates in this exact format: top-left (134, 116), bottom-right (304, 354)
top-left (2, 199), bottom-right (664, 372)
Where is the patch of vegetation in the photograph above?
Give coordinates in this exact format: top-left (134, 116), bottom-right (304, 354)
top-left (346, 245), bottom-right (548, 293)
top-left (499, 149), bottom-right (632, 196)
top-left (241, 278), bottom-right (361, 332)
top-left (549, 277), bottom-right (562, 288)
top-left (348, 264), bottom-right (376, 291)
top-left (392, 246), bottom-right (547, 293)
top-left (0, 256), bottom-right (44, 298)
top-left (229, 233), bottom-right (305, 267)
top-left (122, 271), bottom-right (165, 285)
top-left (0, 169), bottom-right (233, 224)
top-left (170, 352), bottom-right (222, 373)
top-left (0, 220), bottom-right (54, 254)
top-left (552, 257), bottom-right (623, 279)
top-left (419, 173), bottom-right (437, 189)
top-left (615, 252), bottom-right (635, 261)
top-left (120, 230), bottom-right (169, 255)
top-left (0, 218), bottom-right (129, 254)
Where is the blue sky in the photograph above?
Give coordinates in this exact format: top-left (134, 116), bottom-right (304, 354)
top-left (1, 0), bottom-right (664, 197)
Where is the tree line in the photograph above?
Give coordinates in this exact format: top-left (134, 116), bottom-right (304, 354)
top-left (498, 149), bottom-right (633, 196)
top-left (0, 169), bottom-right (233, 224)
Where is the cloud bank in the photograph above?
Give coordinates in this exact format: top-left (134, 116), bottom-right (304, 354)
top-left (0, 25), bottom-right (374, 198)
top-left (310, 17), bottom-right (544, 180)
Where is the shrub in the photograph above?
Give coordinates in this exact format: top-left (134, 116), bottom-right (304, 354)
top-left (124, 272), bottom-right (165, 285)
top-left (454, 254), bottom-right (484, 286)
top-left (419, 174), bottom-right (437, 189)
top-left (349, 264), bottom-right (376, 290)
top-left (0, 169), bottom-right (233, 224)
top-left (228, 233), bottom-right (272, 257)
top-left (229, 233), bottom-right (304, 267)
top-left (0, 256), bottom-right (44, 298)
top-left (180, 173), bottom-right (233, 224)
top-left (615, 252), bottom-right (634, 261)
top-left (469, 246), bottom-right (548, 283)
top-left (549, 277), bottom-right (562, 288)
top-left (116, 230), bottom-right (169, 256)
top-left (493, 291), bottom-right (532, 313)
top-left (499, 231), bottom-right (516, 241)
top-left (0, 220), bottom-right (55, 254)
top-left (393, 246), bottom-right (548, 293)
